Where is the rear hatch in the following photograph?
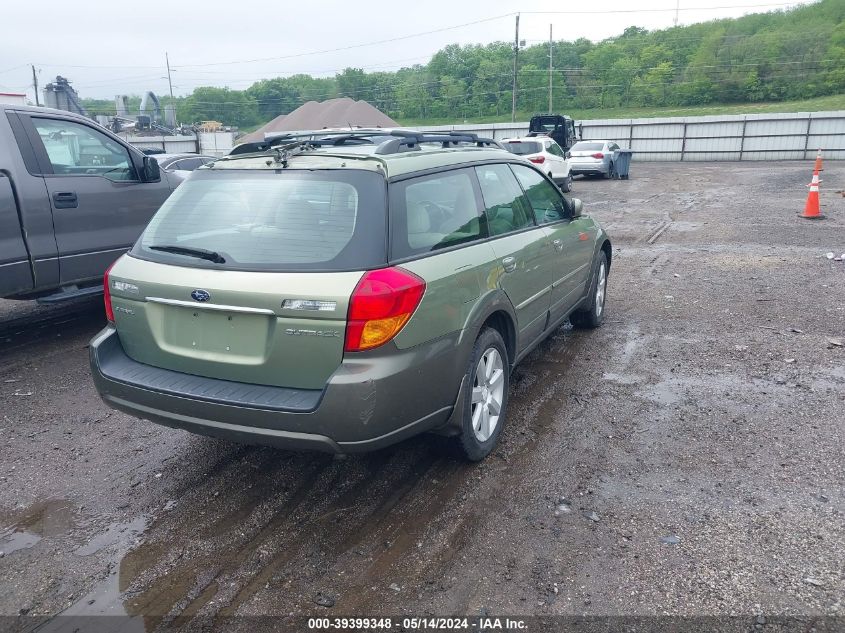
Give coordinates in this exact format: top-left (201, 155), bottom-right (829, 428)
top-left (502, 140), bottom-right (543, 157)
top-left (109, 168), bottom-right (386, 391)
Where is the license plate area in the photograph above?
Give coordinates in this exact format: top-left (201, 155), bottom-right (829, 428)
top-left (158, 305), bottom-right (272, 362)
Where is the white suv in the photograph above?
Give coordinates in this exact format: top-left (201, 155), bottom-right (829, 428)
top-left (501, 136), bottom-right (572, 192)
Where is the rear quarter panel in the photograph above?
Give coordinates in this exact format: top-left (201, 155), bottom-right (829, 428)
top-left (393, 241), bottom-right (498, 349)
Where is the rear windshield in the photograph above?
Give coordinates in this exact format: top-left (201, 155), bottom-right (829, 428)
top-left (132, 169), bottom-right (386, 272)
top-left (502, 141), bottom-right (542, 156)
top-left (572, 142), bottom-right (604, 152)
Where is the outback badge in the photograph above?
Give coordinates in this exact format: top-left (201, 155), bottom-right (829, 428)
top-left (191, 289), bottom-right (211, 302)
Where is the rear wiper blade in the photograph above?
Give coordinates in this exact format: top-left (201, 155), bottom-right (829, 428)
top-left (148, 244), bottom-right (226, 264)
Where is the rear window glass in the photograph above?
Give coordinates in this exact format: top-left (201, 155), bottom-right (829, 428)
top-left (572, 142), bottom-right (604, 152)
top-left (502, 141), bottom-right (542, 156)
top-left (390, 168), bottom-right (485, 259)
top-left (133, 169), bottom-right (386, 272)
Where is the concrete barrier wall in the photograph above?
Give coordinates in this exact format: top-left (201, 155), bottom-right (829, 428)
top-left (417, 110), bottom-right (845, 161)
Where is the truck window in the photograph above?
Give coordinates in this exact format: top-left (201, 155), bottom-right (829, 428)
top-left (31, 118), bottom-right (137, 182)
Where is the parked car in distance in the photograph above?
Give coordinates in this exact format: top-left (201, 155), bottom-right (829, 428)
top-left (154, 153), bottom-right (217, 187)
top-left (501, 136), bottom-right (572, 192)
top-left (569, 140), bottom-right (622, 179)
top-left (90, 130), bottom-right (611, 462)
top-left (0, 104), bottom-right (176, 302)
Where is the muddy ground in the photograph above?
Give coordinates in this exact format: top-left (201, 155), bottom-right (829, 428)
top-left (0, 162), bottom-right (843, 632)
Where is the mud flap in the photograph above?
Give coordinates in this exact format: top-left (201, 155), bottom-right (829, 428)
top-left (429, 374), bottom-right (467, 437)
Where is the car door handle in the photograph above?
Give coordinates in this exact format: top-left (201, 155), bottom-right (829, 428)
top-left (552, 239), bottom-right (564, 251)
top-left (52, 191), bottom-right (78, 209)
top-left (502, 256), bottom-right (517, 273)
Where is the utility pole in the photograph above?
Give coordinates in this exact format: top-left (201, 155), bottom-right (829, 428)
top-left (511, 13), bottom-right (520, 123)
top-left (165, 52), bottom-right (174, 101)
top-left (31, 65), bottom-right (40, 106)
top-left (674, 0), bottom-right (680, 26)
top-left (548, 24), bottom-right (553, 114)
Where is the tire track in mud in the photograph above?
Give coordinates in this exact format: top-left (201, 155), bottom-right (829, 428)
top-left (117, 446), bottom-right (448, 625)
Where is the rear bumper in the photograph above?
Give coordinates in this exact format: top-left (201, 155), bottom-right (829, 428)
top-left (570, 163), bottom-right (608, 175)
top-left (89, 326), bottom-right (464, 453)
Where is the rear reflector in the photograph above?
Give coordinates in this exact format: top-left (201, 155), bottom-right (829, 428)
top-left (345, 267), bottom-right (425, 352)
top-left (104, 261), bottom-right (117, 322)
top-left (591, 153), bottom-right (605, 159)
top-left (528, 156), bottom-right (545, 164)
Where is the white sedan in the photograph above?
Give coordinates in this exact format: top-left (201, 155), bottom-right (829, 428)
top-left (501, 136), bottom-right (572, 192)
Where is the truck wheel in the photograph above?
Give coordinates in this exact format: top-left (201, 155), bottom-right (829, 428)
top-left (451, 327), bottom-right (509, 461)
top-left (571, 251), bottom-right (608, 329)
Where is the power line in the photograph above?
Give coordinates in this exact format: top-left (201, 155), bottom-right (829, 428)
top-left (520, 2), bottom-right (804, 15)
top-left (171, 14), bottom-right (515, 69)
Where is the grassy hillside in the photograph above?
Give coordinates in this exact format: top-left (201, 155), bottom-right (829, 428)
top-left (397, 94), bottom-right (845, 127)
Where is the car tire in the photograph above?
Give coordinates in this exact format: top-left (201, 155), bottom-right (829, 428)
top-left (570, 250), bottom-right (608, 329)
top-left (559, 174), bottom-right (572, 192)
top-left (603, 162), bottom-right (614, 179)
top-left (451, 327), bottom-right (510, 462)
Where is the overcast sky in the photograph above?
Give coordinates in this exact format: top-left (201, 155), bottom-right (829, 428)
top-left (0, 0), bottom-right (814, 101)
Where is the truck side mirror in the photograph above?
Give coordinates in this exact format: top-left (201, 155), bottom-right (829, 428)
top-left (565, 151), bottom-right (572, 159)
top-left (570, 198), bottom-right (584, 218)
top-left (141, 156), bottom-right (161, 183)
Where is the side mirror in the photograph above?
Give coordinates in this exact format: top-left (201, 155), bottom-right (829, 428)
top-left (141, 156), bottom-right (161, 182)
top-left (565, 151), bottom-right (572, 159)
top-left (570, 198), bottom-right (584, 218)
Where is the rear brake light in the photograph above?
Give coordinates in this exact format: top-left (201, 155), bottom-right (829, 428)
top-left (345, 267), bottom-right (425, 352)
top-left (103, 261), bottom-right (117, 322)
top-left (529, 156), bottom-right (545, 164)
top-left (591, 152), bottom-right (605, 159)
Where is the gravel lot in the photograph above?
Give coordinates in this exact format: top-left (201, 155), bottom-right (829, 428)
top-left (0, 161), bottom-right (843, 631)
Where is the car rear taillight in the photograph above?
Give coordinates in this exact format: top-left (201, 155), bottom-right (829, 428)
top-left (529, 156), bottom-right (545, 164)
top-left (345, 267), bottom-right (426, 352)
top-left (103, 261), bottom-right (117, 322)
top-left (591, 152), bottom-right (605, 159)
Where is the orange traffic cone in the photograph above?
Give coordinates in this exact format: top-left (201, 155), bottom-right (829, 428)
top-left (801, 171), bottom-right (824, 220)
top-left (814, 149), bottom-right (824, 173)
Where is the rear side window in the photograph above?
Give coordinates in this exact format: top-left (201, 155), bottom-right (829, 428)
top-left (547, 142), bottom-right (565, 157)
top-left (133, 169), bottom-right (386, 272)
top-left (475, 164), bottom-right (535, 237)
top-left (390, 168), bottom-right (485, 259)
top-left (502, 141), bottom-right (542, 156)
top-left (511, 165), bottom-right (571, 224)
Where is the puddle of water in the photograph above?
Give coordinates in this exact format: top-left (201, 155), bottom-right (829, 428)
top-left (639, 379), bottom-right (683, 405)
top-left (0, 528), bottom-right (41, 554)
top-left (1, 498), bottom-right (77, 537)
top-left (75, 516), bottom-right (147, 557)
top-left (0, 498), bottom-right (78, 556)
top-left (602, 372), bottom-right (646, 385)
top-left (37, 515), bottom-right (150, 630)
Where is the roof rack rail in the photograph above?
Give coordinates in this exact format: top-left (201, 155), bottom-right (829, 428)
top-left (374, 133), bottom-right (500, 155)
top-left (229, 130), bottom-right (395, 156)
top-left (228, 129), bottom-right (501, 157)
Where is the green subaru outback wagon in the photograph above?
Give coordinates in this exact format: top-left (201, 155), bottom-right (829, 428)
top-left (90, 131), bottom-right (611, 461)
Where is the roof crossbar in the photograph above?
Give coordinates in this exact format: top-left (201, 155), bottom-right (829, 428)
top-left (228, 129), bottom-right (499, 157)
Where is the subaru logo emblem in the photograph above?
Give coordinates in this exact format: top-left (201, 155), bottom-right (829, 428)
top-left (191, 289), bottom-right (211, 302)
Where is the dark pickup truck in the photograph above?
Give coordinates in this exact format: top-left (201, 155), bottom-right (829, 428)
top-left (1, 105), bottom-right (174, 302)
